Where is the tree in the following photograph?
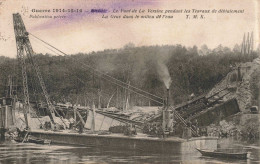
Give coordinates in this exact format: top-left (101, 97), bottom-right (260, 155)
top-left (199, 44), bottom-right (211, 56)
top-left (233, 44), bottom-right (241, 53)
top-left (256, 44), bottom-right (260, 56)
top-left (213, 44), bottom-right (224, 55)
top-left (223, 47), bottom-right (232, 54)
top-left (123, 42), bottom-right (135, 49)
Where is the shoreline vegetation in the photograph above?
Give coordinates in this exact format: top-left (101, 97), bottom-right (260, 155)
top-left (0, 44), bottom-right (258, 106)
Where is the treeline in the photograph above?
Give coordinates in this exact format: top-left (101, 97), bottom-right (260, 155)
top-left (0, 44), bottom-right (258, 108)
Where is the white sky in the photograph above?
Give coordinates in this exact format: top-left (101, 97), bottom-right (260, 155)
top-left (0, 0), bottom-right (259, 58)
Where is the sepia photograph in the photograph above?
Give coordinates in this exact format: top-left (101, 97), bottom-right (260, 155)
top-left (0, 0), bottom-right (259, 163)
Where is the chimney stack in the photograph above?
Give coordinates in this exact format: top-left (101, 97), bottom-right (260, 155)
top-left (166, 89), bottom-right (170, 109)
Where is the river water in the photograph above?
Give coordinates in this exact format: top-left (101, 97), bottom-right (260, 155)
top-left (0, 138), bottom-right (259, 164)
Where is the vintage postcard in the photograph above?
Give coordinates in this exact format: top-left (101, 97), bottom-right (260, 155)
top-left (0, 0), bottom-right (259, 163)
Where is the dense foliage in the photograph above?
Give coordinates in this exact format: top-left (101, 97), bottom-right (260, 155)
top-left (0, 44), bottom-right (258, 108)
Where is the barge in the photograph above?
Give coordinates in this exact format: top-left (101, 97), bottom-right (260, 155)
top-left (30, 129), bottom-right (218, 154)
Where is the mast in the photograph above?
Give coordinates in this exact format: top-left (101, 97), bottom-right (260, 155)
top-left (125, 81), bottom-right (130, 110)
top-left (13, 13), bottom-right (30, 128)
top-left (91, 101), bottom-right (96, 131)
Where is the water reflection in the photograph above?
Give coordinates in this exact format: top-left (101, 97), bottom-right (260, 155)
top-left (0, 138), bottom-right (259, 164)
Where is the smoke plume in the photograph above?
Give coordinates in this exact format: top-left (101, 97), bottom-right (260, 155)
top-left (154, 48), bottom-right (172, 89)
top-left (157, 60), bottom-right (172, 89)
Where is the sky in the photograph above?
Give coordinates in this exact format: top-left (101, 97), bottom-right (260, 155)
top-left (0, 0), bottom-right (259, 58)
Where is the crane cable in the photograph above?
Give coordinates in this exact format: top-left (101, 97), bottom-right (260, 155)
top-left (31, 37), bottom-right (62, 56)
top-left (65, 59), bottom-right (164, 104)
top-left (28, 33), bottom-right (164, 105)
top-left (28, 32), bottom-right (163, 101)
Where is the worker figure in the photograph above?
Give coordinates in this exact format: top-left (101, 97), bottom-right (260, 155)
top-left (78, 121), bottom-right (84, 134)
top-left (16, 127), bottom-right (29, 141)
top-left (39, 123), bottom-right (43, 129)
top-left (171, 120), bottom-right (177, 135)
top-left (131, 124), bottom-right (137, 135)
top-left (44, 121), bottom-right (51, 130)
top-left (69, 118), bottom-right (75, 129)
top-left (53, 123), bottom-right (58, 131)
top-left (124, 124), bottom-right (130, 136)
top-left (82, 110), bottom-right (89, 122)
top-left (124, 123), bottom-right (136, 136)
top-left (157, 126), bottom-right (164, 138)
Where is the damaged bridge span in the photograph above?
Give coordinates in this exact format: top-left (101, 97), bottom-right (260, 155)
top-left (148, 87), bottom-right (240, 127)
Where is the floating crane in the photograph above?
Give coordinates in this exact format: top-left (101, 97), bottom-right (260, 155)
top-left (13, 13), bottom-right (66, 129)
top-left (12, 13), bottom-right (200, 137)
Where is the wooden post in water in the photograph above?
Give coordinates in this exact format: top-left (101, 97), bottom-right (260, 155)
top-left (0, 103), bottom-right (5, 141)
top-left (5, 105), bottom-right (7, 129)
